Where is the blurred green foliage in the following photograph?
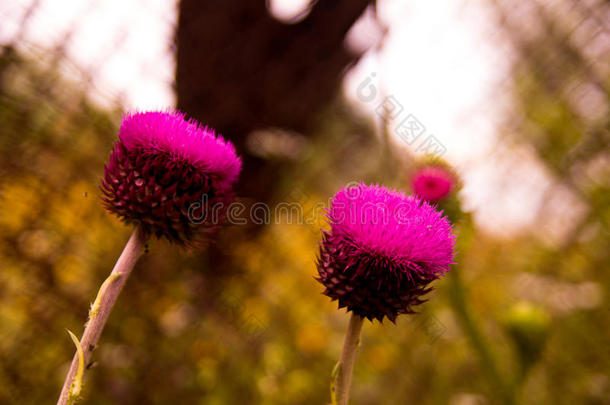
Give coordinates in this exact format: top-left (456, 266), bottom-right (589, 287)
top-left (1, 17), bottom-right (609, 405)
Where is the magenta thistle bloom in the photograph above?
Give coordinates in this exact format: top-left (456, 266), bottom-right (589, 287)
top-left (411, 166), bottom-right (454, 202)
top-left (101, 111), bottom-right (241, 245)
top-left (316, 183), bottom-right (455, 322)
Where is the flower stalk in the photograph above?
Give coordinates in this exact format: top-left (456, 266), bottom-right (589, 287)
top-left (448, 267), bottom-right (514, 405)
top-left (332, 313), bottom-right (364, 405)
top-left (57, 227), bottom-right (147, 405)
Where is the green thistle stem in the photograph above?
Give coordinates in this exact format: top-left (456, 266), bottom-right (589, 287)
top-left (332, 313), bottom-right (364, 405)
top-left (448, 267), bottom-right (515, 405)
top-left (57, 227), bottom-right (147, 405)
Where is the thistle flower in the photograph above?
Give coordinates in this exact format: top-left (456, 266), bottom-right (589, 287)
top-left (101, 111), bottom-right (242, 245)
top-left (320, 183), bottom-right (455, 405)
top-left (411, 165), bottom-right (454, 202)
top-left (58, 111), bottom-right (241, 405)
top-left (316, 183), bottom-right (455, 322)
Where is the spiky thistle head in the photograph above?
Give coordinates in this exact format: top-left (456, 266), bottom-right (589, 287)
top-left (411, 165), bottom-right (454, 202)
top-left (101, 110), bottom-right (242, 245)
top-left (316, 183), bottom-right (455, 322)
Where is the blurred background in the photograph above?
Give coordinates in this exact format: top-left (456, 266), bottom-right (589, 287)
top-left (0, 0), bottom-right (609, 404)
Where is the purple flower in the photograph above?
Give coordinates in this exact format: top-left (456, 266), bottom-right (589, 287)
top-left (316, 183), bottom-right (455, 322)
top-left (101, 110), bottom-right (241, 245)
top-left (411, 166), bottom-right (454, 202)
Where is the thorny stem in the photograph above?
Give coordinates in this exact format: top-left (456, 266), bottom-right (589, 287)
top-left (332, 313), bottom-right (364, 405)
top-left (57, 227), bottom-right (147, 405)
